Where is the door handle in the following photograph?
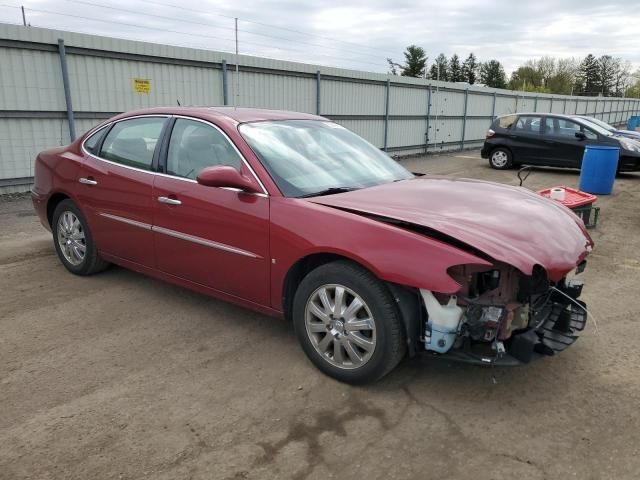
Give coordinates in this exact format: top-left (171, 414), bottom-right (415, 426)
top-left (158, 196), bottom-right (182, 206)
top-left (79, 177), bottom-right (98, 185)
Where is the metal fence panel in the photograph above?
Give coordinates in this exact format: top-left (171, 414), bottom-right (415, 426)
top-left (1, 23), bottom-right (639, 192)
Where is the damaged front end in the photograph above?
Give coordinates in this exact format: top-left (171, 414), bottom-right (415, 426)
top-left (419, 262), bottom-right (588, 366)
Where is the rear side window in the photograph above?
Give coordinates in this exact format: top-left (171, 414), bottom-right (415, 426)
top-left (83, 126), bottom-right (107, 154)
top-left (100, 117), bottom-right (166, 170)
top-left (497, 115), bottom-right (517, 129)
top-left (514, 116), bottom-right (542, 134)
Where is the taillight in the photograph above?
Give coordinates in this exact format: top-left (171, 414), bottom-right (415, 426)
top-left (486, 129), bottom-right (495, 139)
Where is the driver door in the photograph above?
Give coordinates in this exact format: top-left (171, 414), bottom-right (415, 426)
top-left (152, 117), bottom-right (270, 305)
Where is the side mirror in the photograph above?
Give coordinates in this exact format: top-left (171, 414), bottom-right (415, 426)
top-left (196, 166), bottom-right (262, 193)
top-left (575, 131), bottom-right (586, 140)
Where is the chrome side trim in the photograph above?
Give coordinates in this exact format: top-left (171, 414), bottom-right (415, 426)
top-left (99, 213), bottom-right (152, 230)
top-left (153, 226), bottom-right (261, 259)
top-left (99, 212), bottom-right (261, 259)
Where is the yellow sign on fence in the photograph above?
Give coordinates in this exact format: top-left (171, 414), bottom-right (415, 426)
top-left (133, 78), bottom-right (151, 94)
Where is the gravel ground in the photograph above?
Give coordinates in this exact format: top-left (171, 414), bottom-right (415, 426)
top-left (1, 151), bottom-right (639, 480)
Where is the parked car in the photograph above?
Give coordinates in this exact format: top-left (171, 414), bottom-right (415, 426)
top-left (571, 115), bottom-right (640, 141)
top-left (32, 107), bottom-right (593, 383)
top-left (482, 113), bottom-right (640, 171)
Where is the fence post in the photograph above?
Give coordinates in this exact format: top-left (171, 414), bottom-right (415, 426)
top-left (222, 60), bottom-right (228, 106)
top-left (425, 84), bottom-right (432, 155)
top-left (549, 97), bottom-right (553, 114)
top-left (563, 98), bottom-right (567, 114)
top-left (533, 96), bottom-right (538, 112)
top-left (491, 91), bottom-right (497, 119)
top-left (57, 38), bottom-right (76, 142)
top-left (515, 94), bottom-right (518, 113)
top-left (460, 88), bottom-right (469, 151)
top-left (316, 71), bottom-right (321, 115)
top-left (383, 78), bottom-right (390, 152)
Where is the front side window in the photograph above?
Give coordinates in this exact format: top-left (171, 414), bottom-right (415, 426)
top-left (100, 117), bottom-right (166, 170)
top-left (546, 118), bottom-right (597, 140)
top-left (239, 120), bottom-right (413, 197)
top-left (514, 116), bottom-right (542, 134)
top-left (166, 119), bottom-right (242, 180)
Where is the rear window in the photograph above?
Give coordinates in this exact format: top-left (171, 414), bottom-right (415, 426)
top-left (497, 115), bottom-right (517, 129)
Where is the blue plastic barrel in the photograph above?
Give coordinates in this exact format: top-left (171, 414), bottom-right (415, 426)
top-left (628, 116), bottom-right (640, 131)
top-left (579, 145), bottom-right (619, 195)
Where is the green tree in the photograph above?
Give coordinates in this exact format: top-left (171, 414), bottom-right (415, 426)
top-left (628, 70), bottom-right (640, 97)
top-left (577, 54), bottom-right (599, 95)
top-left (597, 55), bottom-right (617, 96)
top-left (386, 45), bottom-right (427, 78)
top-left (546, 58), bottom-right (579, 95)
top-left (448, 54), bottom-right (463, 82)
top-left (430, 53), bottom-right (449, 81)
top-left (480, 60), bottom-right (507, 89)
top-left (402, 45), bottom-right (427, 77)
top-left (461, 53), bottom-right (478, 84)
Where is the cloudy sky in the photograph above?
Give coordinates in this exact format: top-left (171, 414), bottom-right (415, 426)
top-left (1, 0), bottom-right (639, 75)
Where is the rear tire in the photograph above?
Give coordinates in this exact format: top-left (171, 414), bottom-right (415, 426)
top-left (292, 260), bottom-right (406, 384)
top-left (489, 147), bottom-right (513, 169)
top-left (52, 199), bottom-right (110, 275)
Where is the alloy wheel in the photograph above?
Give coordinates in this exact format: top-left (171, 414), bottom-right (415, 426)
top-left (304, 284), bottom-right (376, 369)
top-left (56, 211), bottom-right (86, 266)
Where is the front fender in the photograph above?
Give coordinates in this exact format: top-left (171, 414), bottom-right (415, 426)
top-left (269, 197), bottom-right (491, 311)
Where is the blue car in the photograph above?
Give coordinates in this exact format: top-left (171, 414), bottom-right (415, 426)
top-left (572, 115), bottom-right (640, 141)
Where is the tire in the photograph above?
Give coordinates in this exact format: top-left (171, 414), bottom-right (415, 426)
top-left (52, 199), bottom-right (110, 275)
top-left (292, 260), bottom-right (406, 384)
top-left (489, 147), bottom-right (513, 169)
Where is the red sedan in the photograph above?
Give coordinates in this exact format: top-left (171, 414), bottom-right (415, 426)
top-left (32, 107), bottom-right (593, 383)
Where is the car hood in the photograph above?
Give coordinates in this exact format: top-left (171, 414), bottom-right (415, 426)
top-left (308, 176), bottom-right (593, 281)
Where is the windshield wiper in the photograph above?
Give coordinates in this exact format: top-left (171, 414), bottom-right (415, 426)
top-left (298, 187), bottom-right (357, 198)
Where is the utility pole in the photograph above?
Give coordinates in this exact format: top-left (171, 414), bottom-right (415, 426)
top-left (234, 17), bottom-right (239, 107)
top-left (21, 6), bottom-right (27, 26)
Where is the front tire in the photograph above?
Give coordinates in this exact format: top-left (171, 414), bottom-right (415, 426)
top-left (52, 199), bottom-right (110, 275)
top-left (292, 260), bottom-right (406, 384)
top-left (489, 147), bottom-right (513, 169)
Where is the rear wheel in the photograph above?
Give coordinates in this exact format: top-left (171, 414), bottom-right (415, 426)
top-left (489, 147), bottom-right (513, 169)
top-left (292, 260), bottom-right (406, 384)
top-left (52, 199), bottom-right (110, 275)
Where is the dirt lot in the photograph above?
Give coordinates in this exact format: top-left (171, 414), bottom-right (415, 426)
top-left (1, 150), bottom-right (639, 480)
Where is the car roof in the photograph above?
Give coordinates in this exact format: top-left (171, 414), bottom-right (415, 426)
top-left (108, 106), bottom-right (325, 124)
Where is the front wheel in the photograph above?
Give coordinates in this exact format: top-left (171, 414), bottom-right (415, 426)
top-left (292, 260), bottom-right (406, 384)
top-left (489, 147), bottom-right (513, 169)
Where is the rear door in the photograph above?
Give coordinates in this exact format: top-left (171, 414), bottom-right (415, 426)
top-left (509, 115), bottom-right (546, 164)
top-left (542, 118), bottom-right (598, 167)
top-left (77, 116), bottom-right (168, 266)
top-left (152, 117), bottom-right (270, 305)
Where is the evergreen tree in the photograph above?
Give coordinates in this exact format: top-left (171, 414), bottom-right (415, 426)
top-left (461, 53), bottom-right (478, 84)
top-left (401, 45), bottom-right (427, 78)
top-left (597, 55), bottom-right (617, 96)
top-left (448, 54), bottom-right (463, 82)
top-left (430, 54), bottom-right (449, 81)
top-left (480, 60), bottom-right (507, 88)
top-left (578, 54), bottom-right (599, 95)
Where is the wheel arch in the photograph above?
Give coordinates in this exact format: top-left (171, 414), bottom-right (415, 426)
top-left (281, 251), bottom-right (422, 357)
top-left (47, 192), bottom-right (72, 227)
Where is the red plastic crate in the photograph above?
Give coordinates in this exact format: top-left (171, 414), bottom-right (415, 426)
top-left (537, 186), bottom-right (597, 209)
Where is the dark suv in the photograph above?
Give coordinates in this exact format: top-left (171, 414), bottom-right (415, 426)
top-left (481, 113), bottom-right (640, 171)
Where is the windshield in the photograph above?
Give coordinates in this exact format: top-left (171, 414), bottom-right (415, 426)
top-left (239, 120), bottom-right (413, 197)
top-left (575, 118), bottom-right (613, 137)
top-left (578, 117), bottom-right (615, 132)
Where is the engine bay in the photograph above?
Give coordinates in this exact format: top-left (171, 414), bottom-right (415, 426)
top-left (420, 262), bottom-right (588, 365)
